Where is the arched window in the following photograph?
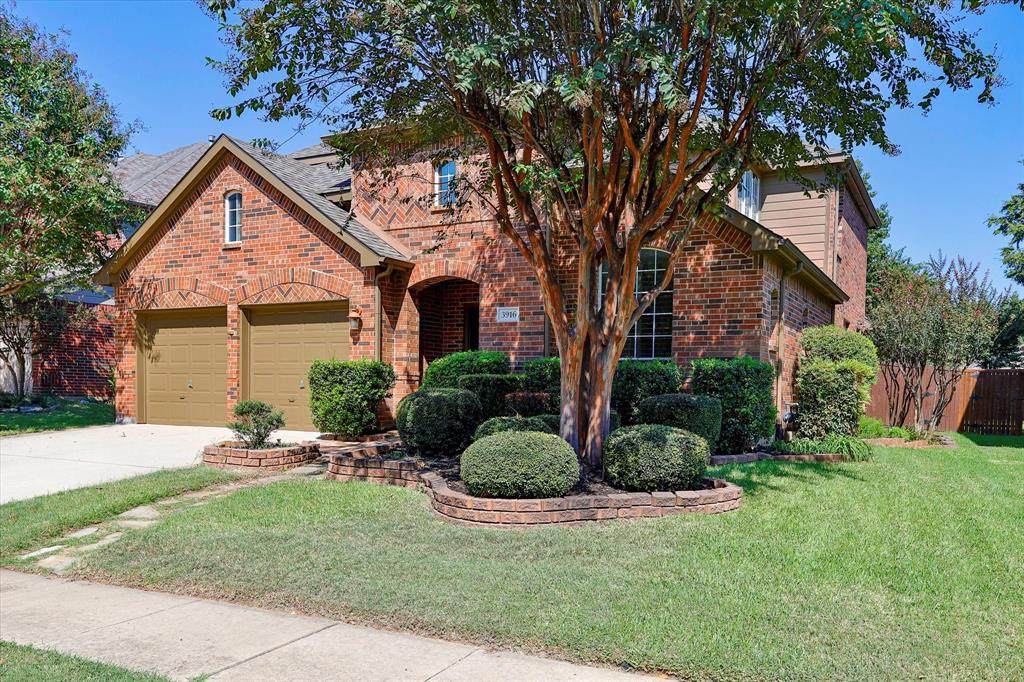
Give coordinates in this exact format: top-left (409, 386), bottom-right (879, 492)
top-left (599, 248), bottom-right (674, 359)
top-left (225, 192), bottom-right (242, 243)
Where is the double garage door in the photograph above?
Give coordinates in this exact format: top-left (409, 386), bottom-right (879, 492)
top-left (138, 303), bottom-right (349, 430)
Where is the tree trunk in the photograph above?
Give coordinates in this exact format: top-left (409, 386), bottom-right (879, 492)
top-left (556, 331), bottom-right (621, 478)
top-left (14, 352), bottom-right (27, 398)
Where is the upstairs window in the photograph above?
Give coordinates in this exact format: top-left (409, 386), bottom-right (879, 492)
top-left (737, 170), bottom-right (760, 220)
top-left (225, 192), bottom-right (242, 243)
top-left (434, 160), bottom-right (457, 207)
top-left (598, 248), bottom-right (674, 360)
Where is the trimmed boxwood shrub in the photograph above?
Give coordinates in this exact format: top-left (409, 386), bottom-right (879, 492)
top-left (638, 393), bottom-right (722, 449)
top-left (795, 359), bottom-right (875, 440)
top-left (611, 360), bottom-right (682, 424)
top-left (522, 357), bottom-right (561, 395)
top-left (801, 325), bottom-right (879, 380)
top-left (603, 424), bottom-right (709, 492)
top-left (461, 431), bottom-right (579, 498)
top-left (691, 356), bottom-right (776, 454)
top-left (456, 373), bottom-right (523, 419)
top-left (308, 360), bottom-right (396, 437)
top-left (505, 391), bottom-right (554, 417)
top-left (421, 351), bottom-right (510, 389)
top-left (473, 415), bottom-right (556, 440)
top-left (537, 413), bottom-right (562, 432)
top-left (227, 400), bottom-right (285, 449)
top-left (395, 388), bottom-right (482, 457)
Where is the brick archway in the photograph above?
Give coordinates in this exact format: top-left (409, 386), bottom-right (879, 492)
top-left (130, 276), bottom-right (231, 309)
top-left (235, 267), bottom-right (355, 305)
top-left (408, 260), bottom-right (481, 292)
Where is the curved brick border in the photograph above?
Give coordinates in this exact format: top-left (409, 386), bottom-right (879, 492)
top-left (326, 453), bottom-right (742, 528)
top-left (709, 452), bottom-right (849, 465)
top-left (203, 441), bottom-right (320, 470)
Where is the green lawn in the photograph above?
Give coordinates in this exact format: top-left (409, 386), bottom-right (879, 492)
top-left (0, 467), bottom-right (238, 562)
top-left (73, 435), bottom-right (1023, 681)
top-left (0, 399), bottom-right (114, 436)
top-left (0, 641), bottom-right (169, 682)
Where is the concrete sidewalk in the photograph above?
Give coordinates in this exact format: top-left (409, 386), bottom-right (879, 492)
top-left (0, 571), bottom-right (658, 681)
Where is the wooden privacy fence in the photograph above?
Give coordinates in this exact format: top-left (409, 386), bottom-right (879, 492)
top-left (866, 368), bottom-right (1024, 435)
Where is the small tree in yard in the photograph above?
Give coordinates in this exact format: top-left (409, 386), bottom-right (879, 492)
top-left (208, 0), bottom-right (1012, 471)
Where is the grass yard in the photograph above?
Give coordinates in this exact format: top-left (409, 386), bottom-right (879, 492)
top-left (73, 435), bottom-right (1023, 681)
top-left (0, 467), bottom-right (238, 562)
top-left (0, 641), bottom-right (169, 682)
top-left (0, 399), bottom-right (114, 436)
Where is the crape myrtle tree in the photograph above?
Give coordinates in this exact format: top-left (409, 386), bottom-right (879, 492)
top-left (207, 0), bottom-right (1011, 469)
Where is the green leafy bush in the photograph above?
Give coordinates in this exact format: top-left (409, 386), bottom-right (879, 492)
top-left (395, 388), bottom-right (483, 457)
top-left (461, 431), bottom-right (579, 498)
top-left (691, 356), bottom-right (776, 454)
top-left (603, 424), bottom-right (709, 492)
top-left (611, 359), bottom-right (682, 424)
top-left (474, 415), bottom-right (556, 440)
top-left (801, 325), bottom-right (879, 381)
top-left (796, 359), bottom-right (875, 440)
top-left (505, 391), bottom-right (554, 417)
top-left (638, 393), bottom-right (722, 449)
top-left (421, 351), bottom-right (510, 388)
top-left (774, 434), bottom-right (873, 461)
top-left (456, 373), bottom-right (523, 419)
top-left (858, 415), bottom-right (913, 440)
top-left (308, 360), bottom-right (396, 437)
top-left (227, 400), bottom-right (285, 449)
top-left (522, 357), bottom-right (561, 395)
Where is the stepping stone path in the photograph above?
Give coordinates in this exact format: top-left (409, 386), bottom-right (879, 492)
top-left (23, 461), bottom-right (330, 575)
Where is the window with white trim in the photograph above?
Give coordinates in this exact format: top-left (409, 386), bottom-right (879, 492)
top-left (737, 170), bottom-right (760, 220)
top-left (224, 192), bottom-right (242, 243)
top-left (434, 160), bottom-right (457, 207)
top-left (599, 248), bottom-right (674, 360)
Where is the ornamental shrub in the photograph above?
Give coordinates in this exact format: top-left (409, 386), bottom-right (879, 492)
top-left (308, 359), bottom-right (396, 437)
top-left (637, 393), bottom-right (722, 449)
top-left (456, 373), bottom-right (523, 419)
top-left (505, 391), bottom-right (554, 417)
top-left (227, 400), bottom-right (285, 449)
top-left (473, 415), bottom-right (556, 440)
top-left (522, 357), bottom-right (561, 395)
top-left (603, 424), bottom-right (709, 492)
top-left (611, 359), bottom-right (682, 424)
top-left (395, 388), bottom-right (483, 457)
top-left (421, 350), bottom-right (510, 389)
top-left (691, 356), bottom-right (776, 454)
top-left (461, 431), bottom-right (579, 498)
top-left (858, 415), bottom-right (914, 440)
top-left (795, 358), bottom-right (875, 440)
top-left (774, 434), bottom-right (873, 461)
top-left (801, 325), bottom-right (880, 382)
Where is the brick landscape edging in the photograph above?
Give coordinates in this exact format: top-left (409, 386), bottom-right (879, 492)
top-left (326, 453), bottom-right (742, 528)
top-left (202, 441), bottom-right (320, 470)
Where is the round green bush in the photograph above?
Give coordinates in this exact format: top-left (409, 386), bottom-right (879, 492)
top-left (638, 393), bottom-right (722, 449)
top-left (457, 373), bottom-right (523, 419)
top-left (611, 360), bottom-right (683, 424)
top-left (474, 415), bottom-right (556, 440)
top-left (421, 351), bottom-right (510, 389)
top-left (537, 413), bottom-right (562, 432)
top-left (308, 359), bottom-right (396, 437)
top-left (801, 325), bottom-right (879, 380)
top-left (395, 388), bottom-right (483, 457)
top-left (603, 424), bottom-right (709, 492)
top-left (460, 431), bottom-right (579, 498)
top-left (691, 356), bottom-right (776, 454)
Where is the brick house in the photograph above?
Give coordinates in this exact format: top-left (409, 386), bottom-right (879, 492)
top-left (95, 134), bottom-right (878, 430)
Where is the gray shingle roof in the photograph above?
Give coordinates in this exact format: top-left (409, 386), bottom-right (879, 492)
top-left (287, 141), bottom-right (336, 159)
top-left (113, 142), bottom-right (209, 208)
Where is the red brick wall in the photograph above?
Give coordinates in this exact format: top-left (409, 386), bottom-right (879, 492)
top-left (834, 187), bottom-right (869, 330)
top-left (32, 305), bottom-right (118, 399)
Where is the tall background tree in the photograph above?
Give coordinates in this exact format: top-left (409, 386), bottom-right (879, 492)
top-left (990, 167), bottom-right (1024, 287)
top-left (208, 0), bottom-right (1012, 468)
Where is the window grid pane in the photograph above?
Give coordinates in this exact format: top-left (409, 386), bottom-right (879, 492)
top-left (436, 161), bottom-right (457, 207)
top-left (226, 193), bottom-right (242, 242)
top-left (598, 248), bottom-right (673, 360)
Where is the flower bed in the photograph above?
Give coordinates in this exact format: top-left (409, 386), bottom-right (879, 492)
top-left (202, 441), bottom-right (319, 470)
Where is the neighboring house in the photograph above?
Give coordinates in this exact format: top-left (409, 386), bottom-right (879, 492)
top-left (94, 134), bottom-right (877, 430)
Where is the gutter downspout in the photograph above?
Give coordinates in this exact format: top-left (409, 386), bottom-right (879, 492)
top-left (374, 262), bottom-right (396, 362)
top-left (776, 262), bottom-right (803, 428)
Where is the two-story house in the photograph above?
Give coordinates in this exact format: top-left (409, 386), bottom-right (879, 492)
top-left (95, 135), bottom-right (877, 430)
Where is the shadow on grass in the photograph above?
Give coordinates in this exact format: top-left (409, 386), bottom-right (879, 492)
top-left (709, 459), bottom-right (866, 498)
top-left (959, 432), bottom-right (1024, 449)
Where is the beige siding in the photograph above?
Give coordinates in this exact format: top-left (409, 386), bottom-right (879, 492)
top-left (758, 170), bottom-right (831, 270)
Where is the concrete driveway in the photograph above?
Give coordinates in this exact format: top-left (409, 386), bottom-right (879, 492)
top-left (0, 424), bottom-right (319, 503)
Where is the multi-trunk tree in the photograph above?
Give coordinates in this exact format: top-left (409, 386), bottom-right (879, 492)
top-left (207, 0), bottom-right (1010, 470)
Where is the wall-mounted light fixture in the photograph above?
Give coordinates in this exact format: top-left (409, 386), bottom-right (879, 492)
top-left (349, 309), bottom-right (363, 331)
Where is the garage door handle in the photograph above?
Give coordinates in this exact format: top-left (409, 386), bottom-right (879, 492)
top-left (288, 398), bottom-right (295, 403)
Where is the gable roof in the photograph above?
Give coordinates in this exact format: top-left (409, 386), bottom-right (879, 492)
top-left (113, 142), bottom-right (209, 208)
top-left (96, 135), bottom-right (410, 285)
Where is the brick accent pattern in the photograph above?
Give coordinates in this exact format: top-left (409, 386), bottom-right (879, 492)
top-left (202, 441), bottom-right (320, 470)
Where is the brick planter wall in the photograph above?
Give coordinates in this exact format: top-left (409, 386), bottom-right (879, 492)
top-left (325, 453), bottom-right (742, 528)
top-left (203, 441), bottom-right (319, 470)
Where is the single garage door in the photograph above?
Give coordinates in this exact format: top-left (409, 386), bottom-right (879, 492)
top-left (139, 309), bottom-right (227, 426)
top-left (244, 302), bottom-right (350, 431)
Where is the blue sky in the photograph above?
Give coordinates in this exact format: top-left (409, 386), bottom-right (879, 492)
top-left (15, 0), bottom-right (1024, 291)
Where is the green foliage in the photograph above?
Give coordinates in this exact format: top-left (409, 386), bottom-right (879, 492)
top-left (473, 415), bottom-right (556, 440)
top-left (775, 435), bottom-right (873, 462)
top-left (796, 359), bottom-right (874, 440)
top-left (603, 424), bottom-right (709, 492)
top-left (504, 391), bottom-right (555, 417)
top-left (227, 400), bottom-right (285, 449)
top-left (395, 387), bottom-right (482, 457)
top-left (611, 360), bottom-right (682, 424)
top-left (537, 413), bottom-right (562, 432)
top-left (0, 11), bottom-right (140, 297)
top-left (858, 416), bottom-right (913, 440)
top-left (989, 173), bottom-right (1024, 287)
top-left (691, 357), bottom-right (776, 454)
top-left (801, 326), bottom-right (879, 382)
top-left (307, 360), bottom-right (396, 437)
top-left (522, 357), bottom-right (561, 395)
top-left (460, 431), bottom-right (579, 498)
top-left (985, 293), bottom-right (1024, 368)
top-left (456, 373), bottom-right (523, 419)
top-left (637, 393), bottom-right (722, 450)
top-left (421, 351), bottom-right (510, 389)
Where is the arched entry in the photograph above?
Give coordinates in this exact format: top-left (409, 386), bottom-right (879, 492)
top-left (411, 277), bottom-right (480, 376)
